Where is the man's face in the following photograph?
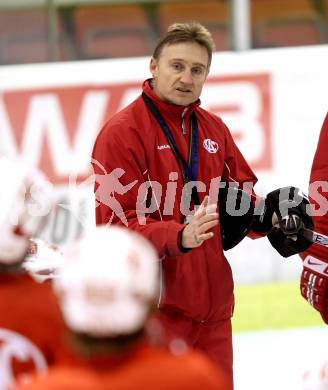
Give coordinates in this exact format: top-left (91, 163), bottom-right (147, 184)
top-left (150, 41), bottom-right (209, 106)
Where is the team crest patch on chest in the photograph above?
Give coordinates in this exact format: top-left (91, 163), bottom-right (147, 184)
top-left (203, 139), bottom-right (219, 153)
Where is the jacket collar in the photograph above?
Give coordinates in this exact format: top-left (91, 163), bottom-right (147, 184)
top-left (142, 79), bottom-right (200, 119)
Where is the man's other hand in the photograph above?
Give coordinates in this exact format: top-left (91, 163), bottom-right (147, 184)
top-left (181, 196), bottom-right (219, 249)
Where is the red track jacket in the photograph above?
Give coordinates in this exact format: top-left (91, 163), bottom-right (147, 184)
top-left (92, 79), bottom-right (258, 322)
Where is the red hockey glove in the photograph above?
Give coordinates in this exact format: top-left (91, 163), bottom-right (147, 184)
top-left (301, 255), bottom-right (328, 324)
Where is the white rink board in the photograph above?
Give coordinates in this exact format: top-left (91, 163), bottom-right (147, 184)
top-left (233, 326), bottom-right (328, 390)
top-left (0, 45), bottom-right (327, 284)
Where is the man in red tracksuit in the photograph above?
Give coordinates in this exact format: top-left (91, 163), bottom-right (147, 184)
top-left (92, 22), bottom-right (313, 388)
top-left (299, 113), bottom-right (328, 324)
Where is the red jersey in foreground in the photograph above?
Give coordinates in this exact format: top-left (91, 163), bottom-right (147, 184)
top-left (0, 273), bottom-right (68, 389)
top-left (15, 341), bottom-right (227, 390)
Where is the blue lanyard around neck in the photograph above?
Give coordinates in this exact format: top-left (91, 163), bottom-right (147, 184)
top-left (142, 92), bottom-right (200, 205)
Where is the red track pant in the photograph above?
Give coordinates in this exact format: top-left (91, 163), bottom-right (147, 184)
top-left (157, 309), bottom-right (233, 390)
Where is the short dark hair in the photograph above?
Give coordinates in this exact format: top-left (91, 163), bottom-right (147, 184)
top-left (152, 22), bottom-right (215, 68)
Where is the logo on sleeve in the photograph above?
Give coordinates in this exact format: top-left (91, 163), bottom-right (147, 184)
top-left (203, 139), bottom-right (219, 154)
top-left (304, 256), bottom-right (328, 276)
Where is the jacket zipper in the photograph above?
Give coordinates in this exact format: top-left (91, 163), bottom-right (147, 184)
top-left (181, 107), bottom-right (188, 134)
